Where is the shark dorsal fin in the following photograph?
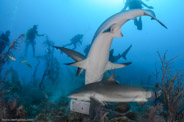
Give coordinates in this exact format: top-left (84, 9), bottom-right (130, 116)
top-left (108, 71), bottom-right (115, 81)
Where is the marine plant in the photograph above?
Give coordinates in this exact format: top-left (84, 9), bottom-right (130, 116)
top-left (0, 34), bottom-right (24, 75)
top-left (0, 77), bottom-right (27, 120)
top-left (32, 58), bottom-right (41, 87)
top-left (39, 36), bottom-right (60, 90)
top-left (140, 51), bottom-right (184, 122)
top-left (156, 51), bottom-right (184, 122)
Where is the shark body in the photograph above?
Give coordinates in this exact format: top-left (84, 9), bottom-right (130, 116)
top-left (64, 9), bottom-right (167, 84)
top-left (68, 73), bottom-right (160, 103)
top-left (68, 73), bottom-right (161, 119)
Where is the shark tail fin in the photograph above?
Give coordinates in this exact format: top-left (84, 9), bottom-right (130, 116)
top-left (121, 44), bottom-right (132, 60)
top-left (106, 61), bottom-right (132, 71)
top-left (65, 59), bottom-right (87, 69)
top-left (144, 10), bottom-right (168, 29)
top-left (89, 97), bottom-right (104, 120)
top-left (122, 55), bottom-right (127, 60)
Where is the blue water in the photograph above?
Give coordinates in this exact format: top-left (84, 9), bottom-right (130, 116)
top-left (0, 0), bottom-right (184, 120)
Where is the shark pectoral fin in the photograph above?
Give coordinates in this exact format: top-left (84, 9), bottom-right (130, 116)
top-left (89, 97), bottom-right (104, 120)
top-left (76, 68), bottom-right (84, 76)
top-left (114, 27), bottom-right (123, 37)
top-left (105, 61), bottom-right (132, 70)
top-left (144, 10), bottom-right (168, 29)
top-left (54, 46), bottom-right (86, 61)
top-left (103, 24), bottom-right (123, 37)
top-left (65, 59), bottom-right (87, 69)
top-left (110, 24), bottom-right (123, 37)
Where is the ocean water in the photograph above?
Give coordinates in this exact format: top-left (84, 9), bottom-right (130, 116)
top-left (0, 0), bottom-right (183, 121)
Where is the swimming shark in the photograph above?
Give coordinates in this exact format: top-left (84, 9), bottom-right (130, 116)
top-left (122, 44), bottom-right (132, 60)
top-left (92, 9), bottom-right (167, 41)
top-left (68, 72), bottom-right (161, 119)
top-left (68, 72), bottom-right (161, 103)
top-left (63, 9), bottom-right (167, 84)
top-left (109, 44), bottom-right (132, 62)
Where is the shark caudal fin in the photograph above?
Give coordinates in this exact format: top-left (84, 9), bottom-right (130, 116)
top-left (122, 44), bottom-right (132, 60)
top-left (54, 46), bottom-right (85, 75)
top-left (105, 61), bottom-right (131, 71)
top-left (144, 10), bottom-right (168, 29)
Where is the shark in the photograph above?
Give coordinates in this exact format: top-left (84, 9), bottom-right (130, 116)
top-left (122, 44), bottom-right (132, 60)
top-left (68, 72), bottom-right (161, 103)
top-left (109, 44), bottom-right (132, 62)
top-left (68, 72), bottom-right (161, 119)
top-left (61, 9), bottom-right (167, 84)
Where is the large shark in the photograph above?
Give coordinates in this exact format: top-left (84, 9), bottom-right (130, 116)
top-left (68, 73), bottom-right (161, 119)
top-left (68, 72), bottom-right (161, 103)
top-left (63, 9), bottom-right (167, 84)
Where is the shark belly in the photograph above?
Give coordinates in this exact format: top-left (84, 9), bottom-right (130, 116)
top-left (85, 34), bottom-right (113, 84)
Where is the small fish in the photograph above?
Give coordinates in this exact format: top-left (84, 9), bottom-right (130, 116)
top-left (17, 34), bottom-right (24, 40)
top-left (20, 60), bottom-right (28, 63)
top-left (25, 63), bottom-right (32, 68)
top-left (8, 55), bottom-right (16, 61)
top-left (42, 91), bottom-right (49, 99)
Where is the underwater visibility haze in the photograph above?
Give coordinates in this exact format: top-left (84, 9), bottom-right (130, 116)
top-left (0, 0), bottom-right (184, 121)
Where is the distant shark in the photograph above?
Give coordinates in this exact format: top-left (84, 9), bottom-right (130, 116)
top-left (122, 44), bottom-right (132, 60)
top-left (68, 72), bottom-right (161, 103)
top-left (59, 9), bottom-right (167, 84)
top-left (109, 44), bottom-right (132, 62)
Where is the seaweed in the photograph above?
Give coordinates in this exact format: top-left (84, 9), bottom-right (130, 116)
top-left (32, 59), bottom-right (40, 87)
top-left (39, 36), bottom-right (61, 90)
top-left (138, 104), bottom-right (165, 122)
top-left (0, 34), bottom-right (24, 75)
top-left (156, 51), bottom-right (184, 122)
top-left (0, 79), bottom-right (27, 120)
top-left (139, 51), bottom-right (184, 122)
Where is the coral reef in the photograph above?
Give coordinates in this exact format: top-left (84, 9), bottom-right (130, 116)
top-left (0, 80), bottom-right (27, 120)
top-left (156, 51), bottom-right (184, 122)
top-left (0, 34), bottom-right (183, 122)
top-left (137, 51), bottom-right (184, 122)
top-left (138, 104), bottom-right (165, 122)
